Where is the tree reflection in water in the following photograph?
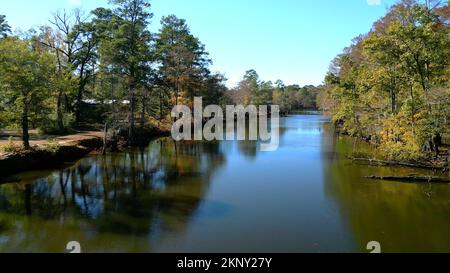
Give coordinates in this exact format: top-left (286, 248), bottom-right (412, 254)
top-left (0, 138), bottom-right (226, 252)
top-left (322, 128), bottom-right (450, 253)
top-left (2, 115), bottom-right (449, 253)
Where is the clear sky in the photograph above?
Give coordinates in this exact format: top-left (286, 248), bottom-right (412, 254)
top-left (2, 0), bottom-right (398, 87)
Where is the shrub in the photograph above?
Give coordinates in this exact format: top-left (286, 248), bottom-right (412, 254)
top-left (0, 136), bottom-right (22, 153)
top-left (43, 138), bottom-right (61, 153)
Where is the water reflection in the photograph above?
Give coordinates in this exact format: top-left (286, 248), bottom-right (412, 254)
top-left (1, 114), bottom-right (450, 253)
top-left (0, 139), bottom-right (226, 252)
top-left (321, 120), bottom-right (450, 253)
top-left (323, 141), bottom-right (450, 253)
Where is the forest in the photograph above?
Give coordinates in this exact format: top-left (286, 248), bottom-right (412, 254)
top-left (317, 0), bottom-right (449, 162)
top-left (1, 0), bottom-right (448, 164)
top-left (0, 0), bottom-right (317, 152)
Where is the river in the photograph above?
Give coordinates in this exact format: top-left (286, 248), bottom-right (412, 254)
top-left (0, 113), bottom-right (449, 253)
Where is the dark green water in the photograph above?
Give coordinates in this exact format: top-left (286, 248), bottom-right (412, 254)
top-left (1, 114), bottom-right (450, 253)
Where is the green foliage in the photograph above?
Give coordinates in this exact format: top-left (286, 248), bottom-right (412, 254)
top-left (155, 14), bottom-right (212, 105)
top-left (231, 72), bottom-right (319, 113)
top-left (0, 0), bottom-right (235, 154)
top-left (319, 0), bottom-right (450, 161)
top-left (94, 0), bottom-right (153, 81)
top-left (0, 15), bottom-right (10, 38)
top-left (0, 137), bottom-right (21, 153)
top-left (43, 138), bottom-right (61, 153)
top-left (0, 1), bottom-right (318, 152)
top-left (38, 117), bottom-right (73, 135)
top-left (0, 37), bottom-right (56, 148)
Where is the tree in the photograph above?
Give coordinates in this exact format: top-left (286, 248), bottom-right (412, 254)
top-left (93, 0), bottom-right (153, 146)
top-left (155, 15), bottom-right (211, 107)
top-left (231, 70), bottom-right (319, 113)
top-left (199, 73), bottom-right (231, 106)
top-left (323, 0), bottom-right (450, 160)
top-left (37, 10), bottom-right (99, 130)
top-left (71, 21), bottom-right (99, 125)
top-left (0, 37), bottom-right (55, 148)
top-left (231, 70), bottom-right (260, 106)
top-left (0, 15), bottom-right (11, 38)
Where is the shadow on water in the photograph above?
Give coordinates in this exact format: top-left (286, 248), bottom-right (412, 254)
top-left (0, 138), bottom-right (228, 252)
top-left (322, 125), bottom-right (450, 253)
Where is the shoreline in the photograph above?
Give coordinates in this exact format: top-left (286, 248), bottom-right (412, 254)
top-left (0, 136), bottom-right (103, 180)
top-left (334, 124), bottom-right (450, 173)
top-left (0, 127), bottom-right (171, 180)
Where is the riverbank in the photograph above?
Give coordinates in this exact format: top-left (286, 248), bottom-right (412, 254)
top-left (0, 125), bottom-right (171, 179)
top-left (0, 131), bottom-right (104, 180)
top-left (333, 122), bottom-right (450, 174)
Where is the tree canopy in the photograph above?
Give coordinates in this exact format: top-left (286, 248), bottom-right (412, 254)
top-left (0, 1), bottom-right (232, 148)
top-left (317, 0), bottom-right (449, 160)
top-left (0, 15), bottom-right (11, 38)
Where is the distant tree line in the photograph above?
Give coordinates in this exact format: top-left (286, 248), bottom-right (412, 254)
top-left (317, 0), bottom-right (449, 161)
top-left (230, 69), bottom-right (320, 115)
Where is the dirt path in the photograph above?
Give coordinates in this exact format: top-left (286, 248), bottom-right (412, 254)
top-left (0, 131), bottom-right (105, 176)
top-left (0, 131), bottom-right (103, 154)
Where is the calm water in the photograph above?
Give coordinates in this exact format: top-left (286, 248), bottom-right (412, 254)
top-left (1, 114), bottom-right (450, 253)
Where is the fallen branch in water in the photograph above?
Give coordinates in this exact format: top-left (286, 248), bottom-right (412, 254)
top-left (350, 157), bottom-right (443, 170)
top-left (365, 175), bottom-right (450, 184)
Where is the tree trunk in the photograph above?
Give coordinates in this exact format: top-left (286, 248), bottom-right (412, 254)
top-left (366, 175), bottom-right (450, 183)
top-left (128, 87), bottom-right (136, 147)
top-left (172, 80), bottom-right (180, 124)
top-left (22, 102), bottom-right (30, 149)
top-left (140, 97), bottom-right (146, 129)
top-left (102, 123), bottom-right (108, 155)
top-left (175, 78), bottom-right (180, 107)
top-left (410, 85), bottom-right (415, 137)
top-left (111, 130), bottom-right (118, 152)
top-left (351, 157), bottom-right (442, 169)
top-left (110, 77), bottom-right (118, 152)
top-left (390, 87), bottom-right (397, 114)
top-left (433, 133), bottom-right (441, 158)
top-left (75, 78), bottom-right (86, 126)
top-left (159, 90), bottom-right (164, 121)
top-left (57, 90), bottom-right (64, 133)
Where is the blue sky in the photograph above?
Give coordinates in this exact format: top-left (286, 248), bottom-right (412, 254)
top-left (2, 0), bottom-right (397, 87)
